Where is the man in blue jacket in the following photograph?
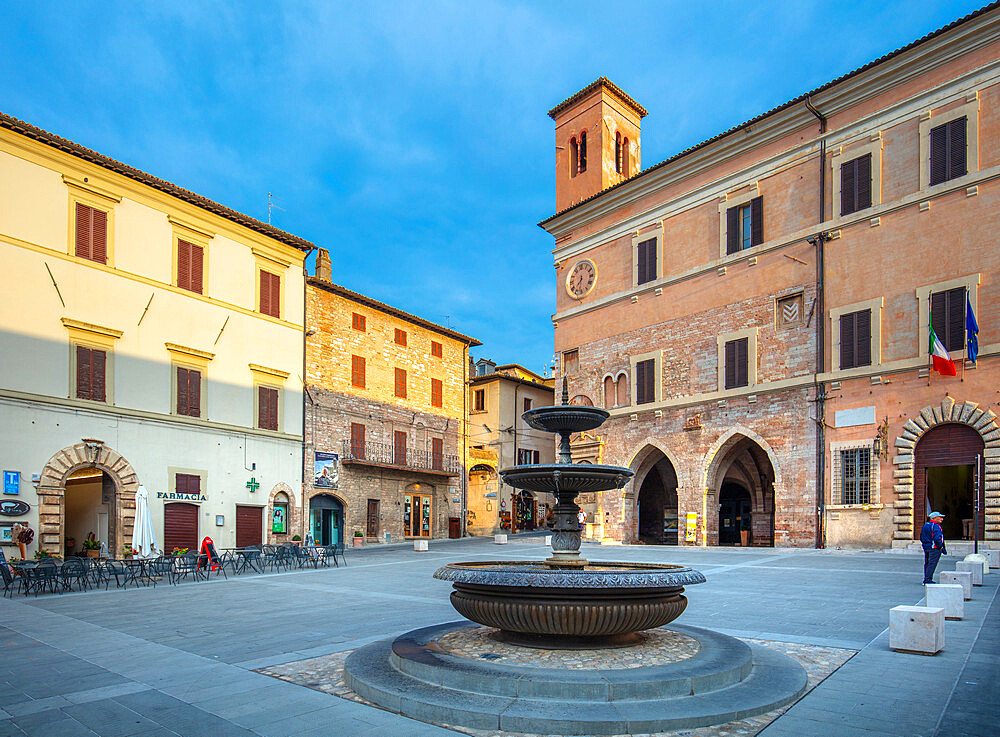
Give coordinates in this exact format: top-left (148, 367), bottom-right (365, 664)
top-left (920, 511), bottom-right (947, 584)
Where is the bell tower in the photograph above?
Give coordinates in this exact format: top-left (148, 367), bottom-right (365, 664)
top-left (549, 77), bottom-right (646, 213)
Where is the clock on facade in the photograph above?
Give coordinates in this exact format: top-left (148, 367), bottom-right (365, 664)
top-left (566, 259), bottom-right (597, 299)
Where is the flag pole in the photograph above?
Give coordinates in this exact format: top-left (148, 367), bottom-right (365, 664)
top-left (927, 307), bottom-right (932, 387)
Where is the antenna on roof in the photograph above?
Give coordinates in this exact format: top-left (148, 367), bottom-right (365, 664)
top-left (267, 192), bottom-right (285, 225)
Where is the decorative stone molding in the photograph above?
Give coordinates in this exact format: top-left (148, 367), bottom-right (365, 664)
top-left (891, 398), bottom-right (1000, 540)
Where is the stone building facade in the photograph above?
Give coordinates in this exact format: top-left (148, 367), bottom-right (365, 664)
top-left (304, 253), bottom-right (480, 544)
top-left (541, 6), bottom-right (1000, 548)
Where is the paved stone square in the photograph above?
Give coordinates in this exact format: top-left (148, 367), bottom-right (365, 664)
top-left (0, 536), bottom-right (996, 736)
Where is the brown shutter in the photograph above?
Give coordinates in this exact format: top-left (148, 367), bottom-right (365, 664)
top-left (394, 430), bottom-right (407, 466)
top-left (840, 313), bottom-right (856, 370)
top-left (76, 346), bottom-right (91, 399)
top-left (177, 367), bottom-right (188, 414)
top-left (725, 340), bottom-right (736, 388)
top-left (177, 240), bottom-right (191, 290)
top-left (350, 423), bottom-right (366, 458)
top-left (930, 291), bottom-right (947, 348)
top-left (856, 154), bottom-right (872, 211)
top-left (929, 123), bottom-right (948, 186)
top-left (270, 272), bottom-right (280, 317)
top-left (737, 338), bottom-right (748, 387)
top-left (190, 243), bottom-right (204, 294)
top-left (91, 208), bottom-right (107, 264)
top-left (840, 159), bottom-right (856, 216)
top-left (395, 368), bottom-right (406, 398)
top-left (259, 271), bottom-right (270, 316)
top-left (948, 117), bottom-right (967, 181)
top-left (235, 506), bottom-right (263, 548)
top-left (188, 369), bottom-right (201, 417)
top-left (258, 386), bottom-right (268, 429)
top-left (857, 309), bottom-right (872, 367)
top-left (75, 203), bottom-right (92, 259)
top-left (947, 287), bottom-right (965, 352)
top-left (726, 206), bottom-right (739, 254)
top-left (644, 239), bottom-right (656, 283)
top-left (432, 437), bottom-right (443, 470)
top-left (750, 196), bottom-right (763, 247)
top-left (92, 349), bottom-right (106, 401)
top-left (163, 502), bottom-right (199, 552)
top-left (269, 387), bottom-right (278, 430)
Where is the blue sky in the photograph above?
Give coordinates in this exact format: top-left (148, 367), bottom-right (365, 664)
top-left (1, 1), bottom-right (985, 373)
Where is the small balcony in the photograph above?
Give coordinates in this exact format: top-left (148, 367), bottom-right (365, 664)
top-left (341, 440), bottom-right (461, 477)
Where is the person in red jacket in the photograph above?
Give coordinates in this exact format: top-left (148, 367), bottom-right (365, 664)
top-left (920, 511), bottom-right (947, 584)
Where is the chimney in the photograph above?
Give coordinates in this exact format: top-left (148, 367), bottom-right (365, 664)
top-left (315, 248), bottom-right (332, 281)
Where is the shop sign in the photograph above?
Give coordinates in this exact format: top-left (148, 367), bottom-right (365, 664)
top-left (0, 499), bottom-right (30, 517)
top-left (684, 512), bottom-right (698, 543)
top-left (3, 471), bottom-right (19, 495)
top-left (156, 491), bottom-right (207, 502)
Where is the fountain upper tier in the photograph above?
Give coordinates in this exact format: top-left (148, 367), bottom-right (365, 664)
top-left (521, 404), bottom-right (610, 435)
top-left (499, 463), bottom-right (633, 494)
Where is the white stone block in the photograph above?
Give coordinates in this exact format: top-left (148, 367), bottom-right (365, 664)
top-left (940, 570), bottom-right (973, 599)
top-left (494, 534), bottom-right (508, 544)
top-left (956, 560), bottom-right (984, 585)
top-left (889, 605), bottom-right (944, 654)
top-left (413, 539), bottom-right (428, 552)
top-left (545, 535), bottom-right (552, 547)
top-left (964, 553), bottom-right (989, 575)
top-left (984, 549), bottom-right (1000, 569)
top-left (925, 584), bottom-right (964, 620)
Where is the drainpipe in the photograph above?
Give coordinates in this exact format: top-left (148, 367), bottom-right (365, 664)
top-left (805, 97), bottom-right (828, 550)
top-left (511, 381), bottom-right (520, 534)
top-left (301, 248), bottom-right (314, 541)
top-left (462, 343), bottom-right (468, 537)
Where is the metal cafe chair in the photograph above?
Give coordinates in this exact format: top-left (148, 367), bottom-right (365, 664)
top-left (1, 557), bottom-right (27, 597)
top-left (58, 557), bottom-right (89, 592)
top-left (239, 547), bottom-right (263, 575)
top-left (145, 556), bottom-right (175, 585)
top-left (172, 553), bottom-right (206, 584)
top-left (332, 541), bottom-right (346, 566)
top-left (260, 545), bottom-right (284, 573)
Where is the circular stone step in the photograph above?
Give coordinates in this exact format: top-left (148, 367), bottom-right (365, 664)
top-left (343, 621), bottom-right (808, 735)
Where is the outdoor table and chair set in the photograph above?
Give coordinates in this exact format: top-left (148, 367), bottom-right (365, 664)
top-left (1, 542), bottom-right (345, 597)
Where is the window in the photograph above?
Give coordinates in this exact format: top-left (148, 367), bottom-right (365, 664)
top-left (523, 397), bottom-right (532, 413)
top-left (350, 422), bottom-right (366, 459)
top-left (622, 138), bottom-right (630, 176)
top-left (175, 473), bottom-right (201, 496)
top-left (394, 368), bottom-right (407, 398)
top-left (929, 117), bottom-right (967, 186)
top-left (615, 132), bottom-right (622, 174)
top-left (431, 378), bottom-right (443, 408)
top-left (838, 448), bottom-right (872, 505)
top-left (931, 287), bottom-right (966, 353)
top-left (259, 270), bottom-right (280, 318)
top-left (578, 131), bottom-right (587, 173)
top-left (257, 386), bottom-right (279, 431)
top-left (75, 346), bottom-right (106, 401)
top-left (395, 328), bottom-right (407, 346)
top-left (724, 338), bottom-right (749, 389)
top-left (431, 341), bottom-right (443, 357)
top-left (637, 238), bottom-right (657, 285)
top-left (473, 388), bottom-right (485, 412)
top-left (272, 492), bottom-right (289, 534)
top-left (839, 309), bottom-right (872, 370)
top-left (616, 375), bottom-right (628, 407)
top-left (352, 312), bottom-right (366, 331)
top-left (569, 137), bottom-right (578, 178)
top-left (176, 239), bottom-right (204, 294)
top-left (351, 355), bottom-right (366, 388)
top-left (394, 430), bottom-right (407, 466)
top-left (840, 154), bottom-right (872, 216)
top-left (74, 203), bottom-right (108, 264)
top-left (517, 449), bottom-right (540, 465)
top-left (176, 366), bottom-right (201, 417)
top-left (725, 197), bottom-right (763, 254)
top-left (603, 376), bottom-right (615, 409)
top-left (563, 349), bottom-right (579, 375)
top-left (431, 437), bottom-right (444, 471)
top-left (635, 359), bottom-right (655, 404)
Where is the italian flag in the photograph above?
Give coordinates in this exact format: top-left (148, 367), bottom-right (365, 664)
top-left (929, 319), bottom-right (957, 376)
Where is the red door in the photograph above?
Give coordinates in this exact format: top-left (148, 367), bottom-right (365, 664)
top-left (236, 506), bottom-right (263, 548)
top-left (163, 503), bottom-right (199, 553)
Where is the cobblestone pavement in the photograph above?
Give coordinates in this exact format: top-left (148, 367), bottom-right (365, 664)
top-left (0, 535), bottom-right (996, 736)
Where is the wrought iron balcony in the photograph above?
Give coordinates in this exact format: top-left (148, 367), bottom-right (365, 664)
top-left (341, 440), bottom-right (461, 476)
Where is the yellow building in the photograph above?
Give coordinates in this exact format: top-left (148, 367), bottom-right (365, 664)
top-left (304, 250), bottom-right (480, 543)
top-left (0, 112), bottom-right (311, 558)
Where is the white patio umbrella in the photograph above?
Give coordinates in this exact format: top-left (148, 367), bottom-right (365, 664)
top-left (131, 486), bottom-right (160, 558)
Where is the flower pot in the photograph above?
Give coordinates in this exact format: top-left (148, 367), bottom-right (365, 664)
top-left (739, 529), bottom-right (750, 547)
top-left (124, 555), bottom-right (134, 561)
top-left (352, 537), bottom-right (363, 548)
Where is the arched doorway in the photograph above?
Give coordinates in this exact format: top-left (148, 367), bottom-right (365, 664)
top-left (708, 434), bottom-right (775, 547)
top-left (914, 423), bottom-right (985, 541)
top-left (631, 447), bottom-right (679, 545)
top-left (310, 494), bottom-right (344, 546)
top-left (513, 491), bottom-right (537, 531)
top-left (64, 468), bottom-right (116, 557)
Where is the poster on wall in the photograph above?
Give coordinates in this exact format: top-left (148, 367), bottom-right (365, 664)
top-left (272, 505), bottom-right (287, 533)
top-left (314, 452), bottom-right (339, 488)
top-left (684, 512), bottom-right (698, 543)
top-left (0, 523), bottom-right (13, 543)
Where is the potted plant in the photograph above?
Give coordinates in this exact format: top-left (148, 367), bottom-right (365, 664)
top-left (291, 534), bottom-right (302, 546)
top-left (122, 544), bottom-right (136, 560)
top-left (34, 549), bottom-right (59, 560)
top-left (83, 537), bottom-right (101, 558)
top-left (352, 530), bottom-right (364, 548)
top-left (170, 547), bottom-right (189, 556)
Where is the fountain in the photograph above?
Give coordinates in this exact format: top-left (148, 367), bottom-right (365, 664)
top-left (343, 381), bottom-right (808, 734)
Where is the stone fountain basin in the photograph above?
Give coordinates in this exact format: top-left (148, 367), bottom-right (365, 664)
top-left (522, 404), bottom-right (609, 434)
top-left (499, 463), bottom-right (634, 493)
top-left (434, 562), bottom-right (706, 645)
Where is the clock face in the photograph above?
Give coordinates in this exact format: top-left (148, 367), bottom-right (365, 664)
top-left (566, 259), bottom-right (597, 299)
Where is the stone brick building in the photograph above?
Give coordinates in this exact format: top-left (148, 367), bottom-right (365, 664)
top-left (541, 5), bottom-right (1000, 549)
top-left (303, 250), bottom-right (480, 545)
top-left (466, 361), bottom-right (555, 536)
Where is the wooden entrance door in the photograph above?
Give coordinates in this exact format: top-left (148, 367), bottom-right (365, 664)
top-left (163, 502), bottom-right (199, 553)
top-left (913, 423), bottom-right (985, 539)
top-left (403, 493), bottom-right (431, 537)
top-left (235, 505), bottom-right (263, 548)
top-left (366, 499), bottom-right (380, 538)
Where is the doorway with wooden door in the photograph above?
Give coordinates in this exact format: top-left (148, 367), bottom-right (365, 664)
top-left (403, 491), bottom-right (432, 537)
top-left (235, 505), bottom-right (263, 548)
top-left (366, 499), bottom-right (380, 538)
top-left (914, 423), bottom-right (985, 541)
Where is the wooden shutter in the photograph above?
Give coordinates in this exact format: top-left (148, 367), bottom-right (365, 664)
top-left (177, 239), bottom-right (191, 290)
top-left (394, 430), bottom-right (407, 466)
top-left (76, 346), bottom-right (92, 399)
top-left (395, 329), bottom-right (407, 346)
top-left (929, 123), bottom-right (948, 185)
top-left (948, 118), bottom-right (967, 181)
top-left (235, 506), bottom-right (263, 548)
top-left (350, 423), bottom-right (365, 458)
top-left (91, 348), bottom-right (106, 401)
top-left (75, 203), bottom-right (92, 259)
top-left (177, 367), bottom-right (189, 414)
top-left (395, 368), bottom-right (406, 398)
top-left (431, 341), bottom-right (442, 357)
top-left (260, 271), bottom-right (280, 318)
top-left (726, 206), bottom-right (739, 254)
top-left (258, 386), bottom-right (278, 430)
top-left (190, 242), bottom-right (204, 294)
top-left (856, 154), bottom-right (872, 211)
top-left (163, 502), bottom-right (199, 552)
top-left (636, 359), bottom-right (654, 404)
top-left (840, 313), bottom-right (856, 370)
top-left (177, 367), bottom-right (201, 417)
top-left (259, 271), bottom-right (270, 316)
top-left (840, 159), bottom-right (856, 216)
top-left (91, 209), bottom-right (107, 264)
top-left (431, 378), bottom-right (443, 407)
top-left (637, 239), bottom-right (656, 284)
top-left (931, 290), bottom-right (947, 347)
top-left (432, 437), bottom-right (443, 470)
top-left (856, 309), bottom-right (872, 367)
top-left (749, 197), bottom-right (763, 247)
top-left (351, 355), bottom-right (366, 388)
top-left (725, 338), bottom-right (748, 389)
top-left (946, 287), bottom-right (965, 352)
top-left (352, 312), bottom-right (366, 331)
top-left (724, 340), bottom-right (737, 388)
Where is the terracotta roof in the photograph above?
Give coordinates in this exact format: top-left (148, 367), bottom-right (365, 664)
top-left (469, 371), bottom-right (554, 390)
top-left (0, 111), bottom-right (314, 252)
top-left (306, 276), bottom-right (482, 346)
top-left (540, 1), bottom-right (1000, 226)
top-left (548, 77), bottom-right (648, 119)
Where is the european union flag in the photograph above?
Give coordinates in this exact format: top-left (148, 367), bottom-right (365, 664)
top-left (967, 293), bottom-right (979, 364)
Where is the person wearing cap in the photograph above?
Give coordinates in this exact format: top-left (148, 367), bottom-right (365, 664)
top-left (920, 511), bottom-right (948, 584)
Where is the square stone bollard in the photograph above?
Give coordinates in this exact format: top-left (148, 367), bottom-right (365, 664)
top-left (545, 535), bottom-right (552, 547)
top-left (956, 560), bottom-right (984, 585)
top-left (413, 539), bottom-right (428, 552)
top-left (925, 584), bottom-right (964, 620)
top-left (940, 570), bottom-right (973, 599)
top-left (890, 605), bottom-right (944, 654)
top-left (963, 553), bottom-right (989, 575)
top-left (494, 534), bottom-right (508, 544)
top-left (984, 549), bottom-right (1000, 570)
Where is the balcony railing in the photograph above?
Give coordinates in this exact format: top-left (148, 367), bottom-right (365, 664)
top-left (342, 440), bottom-right (461, 476)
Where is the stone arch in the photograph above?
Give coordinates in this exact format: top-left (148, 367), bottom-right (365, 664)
top-left (704, 426), bottom-right (784, 493)
top-left (36, 439), bottom-right (140, 555)
top-left (626, 440), bottom-right (681, 545)
top-left (891, 397), bottom-right (1000, 541)
top-left (267, 482), bottom-right (297, 543)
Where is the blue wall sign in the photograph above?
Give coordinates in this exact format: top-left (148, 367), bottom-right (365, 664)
top-left (3, 471), bottom-right (19, 495)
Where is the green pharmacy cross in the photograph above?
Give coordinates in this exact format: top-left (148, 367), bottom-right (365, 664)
top-left (246, 477), bottom-right (260, 493)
